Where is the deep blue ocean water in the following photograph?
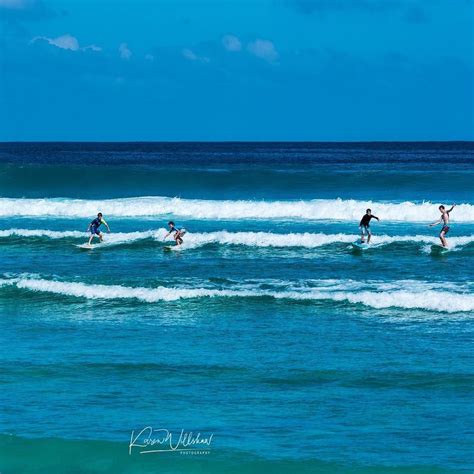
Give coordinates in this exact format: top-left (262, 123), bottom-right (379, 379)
top-left (0, 142), bottom-right (473, 473)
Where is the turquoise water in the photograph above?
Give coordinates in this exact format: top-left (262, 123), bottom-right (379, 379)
top-left (0, 142), bottom-right (473, 473)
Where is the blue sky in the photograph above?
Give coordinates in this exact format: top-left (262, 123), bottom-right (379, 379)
top-left (0, 0), bottom-right (473, 141)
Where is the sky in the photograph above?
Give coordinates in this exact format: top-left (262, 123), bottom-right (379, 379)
top-left (0, 0), bottom-right (473, 141)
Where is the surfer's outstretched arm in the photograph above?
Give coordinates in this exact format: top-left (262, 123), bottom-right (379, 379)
top-left (447, 204), bottom-right (456, 214)
top-left (429, 218), bottom-right (441, 227)
top-left (102, 219), bottom-right (110, 232)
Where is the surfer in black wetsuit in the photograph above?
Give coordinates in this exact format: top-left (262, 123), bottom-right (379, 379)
top-left (359, 209), bottom-right (380, 244)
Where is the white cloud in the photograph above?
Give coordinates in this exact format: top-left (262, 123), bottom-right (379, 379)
top-left (247, 39), bottom-right (278, 63)
top-left (119, 43), bottom-right (132, 60)
top-left (222, 34), bottom-right (241, 52)
top-left (0, 0), bottom-right (30, 9)
top-left (182, 48), bottom-right (210, 63)
top-left (32, 34), bottom-right (79, 51)
top-left (31, 34), bottom-right (101, 53)
top-left (182, 48), bottom-right (197, 60)
top-left (83, 44), bottom-right (102, 52)
top-left (0, 0), bottom-right (22, 8)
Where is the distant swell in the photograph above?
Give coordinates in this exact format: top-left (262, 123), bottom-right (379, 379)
top-left (0, 197), bottom-right (473, 221)
top-left (2, 277), bottom-right (473, 313)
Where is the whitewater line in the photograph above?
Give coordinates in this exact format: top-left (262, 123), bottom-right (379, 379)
top-left (1, 228), bottom-right (473, 249)
top-left (1, 277), bottom-right (473, 313)
top-left (0, 197), bottom-right (473, 222)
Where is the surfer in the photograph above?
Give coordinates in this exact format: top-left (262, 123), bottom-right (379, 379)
top-left (359, 209), bottom-right (380, 244)
top-left (429, 204), bottom-right (455, 247)
top-left (164, 221), bottom-right (186, 246)
top-left (87, 212), bottom-right (110, 246)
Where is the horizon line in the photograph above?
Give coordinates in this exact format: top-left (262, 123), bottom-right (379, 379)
top-left (1, 140), bottom-right (473, 144)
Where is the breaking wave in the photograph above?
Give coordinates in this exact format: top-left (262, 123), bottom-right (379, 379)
top-left (0, 197), bottom-right (473, 222)
top-left (1, 277), bottom-right (473, 313)
top-left (1, 228), bottom-right (473, 250)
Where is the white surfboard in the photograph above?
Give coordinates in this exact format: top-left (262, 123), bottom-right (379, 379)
top-left (164, 245), bottom-right (184, 252)
top-left (431, 244), bottom-right (449, 253)
top-left (76, 243), bottom-right (100, 250)
top-left (352, 241), bottom-right (370, 250)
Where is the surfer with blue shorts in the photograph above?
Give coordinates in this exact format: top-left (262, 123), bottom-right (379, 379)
top-left (429, 204), bottom-right (455, 247)
top-left (164, 221), bottom-right (186, 246)
top-left (87, 212), bottom-right (110, 246)
top-left (359, 209), bottom-right (379, 244)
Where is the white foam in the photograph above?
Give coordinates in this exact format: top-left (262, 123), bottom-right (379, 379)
top-left (5, 277), bottom-right (474, 313)
top-left (0, 228), bottom-right (167, 246)
top-left (14, 279), bottom-right (253, 302)
top-left (2, 228), bottom-right (473, 250)
top-left (2, 227), bottom-right (474, 250)
top-left (0, 197), bottom-right (473, 222)
top-left (176, 232), bottom-right (474, 250)
top-left (0, 229), bottom-right (85, 239)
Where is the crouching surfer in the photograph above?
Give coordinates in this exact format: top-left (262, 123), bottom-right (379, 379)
top-left (164, 221), bottom-right (186, 246)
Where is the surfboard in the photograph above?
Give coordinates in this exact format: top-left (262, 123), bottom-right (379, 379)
top-left (352, 241), bottom-right (370, 250)
top-left (76, 243), bottom-right (94, 249)
top-left (431, 244), bottom-right (449, 253)
top-left (76, 243), bottom-right (102, 250)
top-left (164, 245), bottom-right (182, 252)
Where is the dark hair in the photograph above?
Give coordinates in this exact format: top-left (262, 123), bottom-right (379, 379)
top-left (439, 205), bottom-right (445, 210)
top-left (98, 212), bottom-right (103, 217)
top-left (366, 209), bottom-right (371, 213)
top-left (168, 221), bottom-right (174, 226)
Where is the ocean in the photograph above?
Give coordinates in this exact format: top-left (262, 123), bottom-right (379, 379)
top-left (0, 142), bottom-right (472, 473)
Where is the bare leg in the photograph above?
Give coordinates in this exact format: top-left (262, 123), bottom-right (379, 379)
top-left (367, 230), bottom-right (372, 244)
top-left (439, 231), bottom-right (448, 247)
top-left (88, 234), bottom-right (94, 245)
top-left (360, 228), bottom-right (365, 243)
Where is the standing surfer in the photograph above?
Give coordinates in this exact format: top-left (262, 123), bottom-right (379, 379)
top-left (429, 204), bottom-right (455, 247)
top-left (87, 212), bottom-right (110, 246)
top-left (359, 209), bottom-right (380, 244)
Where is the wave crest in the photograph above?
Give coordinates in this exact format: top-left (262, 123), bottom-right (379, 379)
top-left (2, 277), bottom-right (473, 313)
top-left (1, 228), bottom-right (473, 250)
top-left (0, 197), bottom-right (473, 221)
